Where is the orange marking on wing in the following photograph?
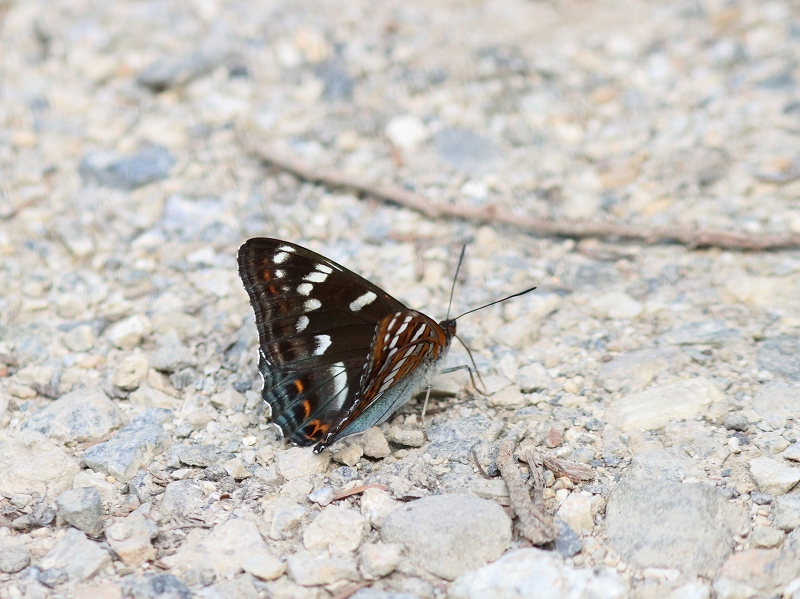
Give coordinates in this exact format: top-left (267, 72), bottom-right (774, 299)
top-left (262, 270), bottom-right (271, 281)
top-left (268, 284), bottom-right (278, 295)
top-left (294, 379), bottom-right (304, 394)
top-left (304, 419), bottom-right (329, 439)
top-left (301, 399), bottom-right (311, 419)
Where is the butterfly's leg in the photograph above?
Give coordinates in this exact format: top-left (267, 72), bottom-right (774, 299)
top-left (440, 364), bottom-right (486, 396)
top-left (420, 384), bottom-right (433, 440)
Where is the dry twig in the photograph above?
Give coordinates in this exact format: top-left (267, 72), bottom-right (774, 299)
top-left (541, 455), bottom-right (595, 484)
top-left (242, 136), bottom-right (800, 251)
top-left (332, 484), bottom-right (387, 502)
top-left (496, 438), bottom-right (555, 545)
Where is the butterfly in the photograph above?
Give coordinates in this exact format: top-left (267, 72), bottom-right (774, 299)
top-left (238, 238), bottom-right (536, 453)
top-left (237, 238), bottom-right (457, 452)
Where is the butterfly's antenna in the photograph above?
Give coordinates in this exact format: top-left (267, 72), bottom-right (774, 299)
top-left (454, 285), bottom-right (538, 321)
top-left (446, 244), bottom-right (468, 320)
top-left (454, 334), bottom-right (487, 394)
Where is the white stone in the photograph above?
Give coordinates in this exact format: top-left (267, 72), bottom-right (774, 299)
top-left (286, 551), bottom-right (361, 587)
top-left (224, 457), bottom-right (252, 480)
top-left (162, 518), bottom-right (269, 577)
top-left (332, 444), bottom-right (363, 467)
top-left (242, 553), bottom-right (286, 581)
top-left (359, 542), bottom-right (402, 579)
top-left (303, 505), bottom-right (369, 554)
top-left (267, 498), bottom-right (309, 540)
top-left (40, 528), bottom-right (111, 582)
top-left (749, 457), bottom-right (800, 495)
top-left (354, 427), bottom-right (391, 459)
top-left (518, 362), bottom-right (551, 393)
top-left (72, 471), bottom-right (116, 503)
top-left (783, 443), bottom-right (800, 462)
top-left (385, 427), bottom-right (425, 447)
top-left (590, 292), bottom-right (643, 319)
top-left (63, 325), bottom-right (95, 352)
top-left (107, 314), bottom-right (151, 349)
top-left (276, 447), bottom-right (331, 479)
top-left (360, 487), bottom-right (401, 528)
top-left (556, 493), bottom-right (595, 534)
top-left (0, 431), bottom-right (81, 499)
top-left (111, 353), bottom-right (149, 390)
top-left (604, 378), bottom-right (723, 432)
top-left (448, 548), bottom-right (628, 599)
top-left (210, 387), bottom-right (246, 411)
top-left (487, 387), bottom-right (527, 409)
top-left (105, 513), bottom-right (157, 567)
top-left (385, 115), bottom-right (428, 150)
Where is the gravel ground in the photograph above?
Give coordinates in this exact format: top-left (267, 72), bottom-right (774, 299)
top-left (2, 0), bottom-right (800, 597)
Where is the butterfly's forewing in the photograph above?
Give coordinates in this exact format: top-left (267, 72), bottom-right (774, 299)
top-left (237, 238), bottom-right (409, 446)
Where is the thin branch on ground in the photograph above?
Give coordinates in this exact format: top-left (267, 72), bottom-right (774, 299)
top-left (523, 448), bottom-right (547, 512)
top-left (541, 454), bottom-right (595, 484)
top-left (332, 484), bottom-right (387, 502)
top-left (241, 135), bottom-right (800, 251)
top-left (496, 438), bottom-right (555, 545)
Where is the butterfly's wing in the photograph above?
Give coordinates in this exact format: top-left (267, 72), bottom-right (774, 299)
top-left (237, 238), bottom-right (409, 446)
top-left (324, 309), bottom-right (452, 447)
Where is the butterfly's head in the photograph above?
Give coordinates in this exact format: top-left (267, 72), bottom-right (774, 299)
top-left (439, 318), bottom-right (457, 341)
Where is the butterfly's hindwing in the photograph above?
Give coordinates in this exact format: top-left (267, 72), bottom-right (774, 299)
top-left (238, 238), bottom-right (454, 450)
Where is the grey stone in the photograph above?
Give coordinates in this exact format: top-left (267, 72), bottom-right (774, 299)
top-left (352, 589), bottom-right (418, 599)
top-left (628, 447), bottom-right (706, 482)
top-left (63, 325), bottom-right (95, 352)
top-left (605, 480), bottom-right (747, 576)
top-left (129, 469), bottom-right (162, 502)
top-left (426, 415), bottom-right (505, 464)
top-left (21, 386), bottom-right (126, 443)
top-left (79, 146), bottom-right (174, 190)
top-left (435, 127), bottom-right (499, 172)
top-left (554, 519), bottom-right (582, 558)
top-left (381, 493), bottom-right (511, 580)
top-left (751, 382), bottom-right (800, 429)
top-left (0, 541), bottom-right (30, 574)
top-left (55, 487), bottom-right (104, 536)
top-left (0, 431), bottom-right (81, 499)
top-left (448, 548), bottom-right (628, 599)
top-left (723, 412), bottom-right (749, 431)
top-left (39, 528), bottom-right (111, 582)
top-left (124, 573), bottom-right (191, 599)
top-left (517, 362), bottom-right (551, 393)
top-left (137, 38), bottom-right (229, 92)
top-left (597, 347), bottom-right (681, 393)
top-left (150, 342), bottom-right (197, 373)
top-left (83, 408), bottom-right (172, 482)
top-left (111, 353), bottom-right (149, 391)
top-left (318, 62), bottom-right (355, 101)
top-left (758, 336), bottom-right (800, 380)
top-left (658, 321), bottom-right (740, 346)
top-left (39, 568), bottom-right (69, 587)
top-left (774, 493), bottom-right (800, 531)
top-left (159, 480), bottom-right (204, 517)
top-left (176, 444), bottom-right (219, 467)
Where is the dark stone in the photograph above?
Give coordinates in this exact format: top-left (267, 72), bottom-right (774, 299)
top-left (318, 62), bottom-right (355, 101)
top-left (751, 492), bottom-right (773, 505)
top-left (169, 367), bottom-right (197, 390)
top-left (554, 519), bottom-right (582, 558)
top-left (203, 464), bottom-right (228, 482)
top-left (329, 466), bottom-right (359, 487)
top-left (79, 146), bottom-right (174, 190)
top-left (427, 416), bottom-right (505, 465)
top-left (723, 412), bottom-right (750, 432)
top-left (55, 487), bottom-right (103, 536)
top-left (126, 573), bottom-right (192, 599)
top-left (758, 336), bottom-right (800, 380)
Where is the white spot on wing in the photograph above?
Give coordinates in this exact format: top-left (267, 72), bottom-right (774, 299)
top-left (396, 322), bottom-right (409, 336)
top-left (329, 362), bottom-right (348, 409)
top-left (297, 283), bottom-right (313, 296)
top-left (296, 315), bottom-right (309, 333)
top-left (273, 252), bottom-right (289, 264)
top-left (275, 269), bottom-right (285, 278)
top-left (410, 324), bottom-right (427, 342)
top-left (316, 264), bottom-right (333, 274)
top-left (279, 245), bottom-right (296, 253)
top-left (314, 334), bottom-right (332, 355)
top-left (349, 291), bottom-right (377, 312)
top-left (304, 272), bottom-right (328, 283)
top-left (304, 299), bottom-right (322, 311)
